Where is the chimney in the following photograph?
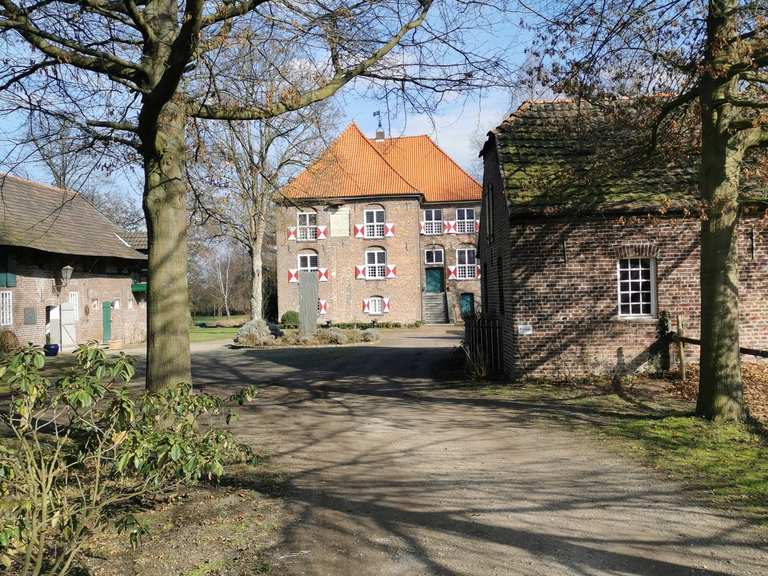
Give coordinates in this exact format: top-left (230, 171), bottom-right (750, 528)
top-left (375, 126), bottom-right (385, 141)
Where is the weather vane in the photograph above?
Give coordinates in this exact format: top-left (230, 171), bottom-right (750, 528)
top-left (373, 110), bottom-right (383, 130)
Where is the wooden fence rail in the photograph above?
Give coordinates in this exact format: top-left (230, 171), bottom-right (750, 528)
top-left (463, 315), bottom-right (503, 376)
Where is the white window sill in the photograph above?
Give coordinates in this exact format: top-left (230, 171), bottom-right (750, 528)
top-left (610, 315), bottom-right (658, 324)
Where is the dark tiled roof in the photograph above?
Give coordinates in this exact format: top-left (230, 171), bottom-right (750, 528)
top-left (0, 174), bottom-right (147, 260)
top-left (120, 230), bottom-right (148, 251)
top-left (489, 99), bottom-right (703, 215)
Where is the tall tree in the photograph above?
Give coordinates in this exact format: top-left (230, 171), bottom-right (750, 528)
top-left (525, 0), bottom-right (768, 420)
top-left (0, 0), bottom-right (510, 391)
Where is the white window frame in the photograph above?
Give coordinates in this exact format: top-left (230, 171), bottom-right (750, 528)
top-left (456, 207), bottom-right (476, 234)
top-left (365, 248), bottom-right (387, 279)
top-left (364, 208), bottom-right (386, 239)
top-left (69, 291), bottom-right (79, 321)
top-left (424, 247), bottom-right (444, 265)
top-left (0, 291), bottom-right (11, 326)
top-left (456, 248), bottom-right (477, 279)
top-left (297, 251), bottom-right (319, 272)
top-left (423, 208), bottom-right (443, 235)
top-left (297, 211), bottom-right (318, 241)
top-left (617, 258), bottom-right (657, 317)
top-left (368, 296), bottom-right (385, 315)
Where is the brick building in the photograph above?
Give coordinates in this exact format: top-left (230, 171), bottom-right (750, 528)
top-left (0, 175), bottom-right (147, 350)
top-left (478, 100), bottom-right (768, 378)
top-left (277, 123), bottom-right (482, 324)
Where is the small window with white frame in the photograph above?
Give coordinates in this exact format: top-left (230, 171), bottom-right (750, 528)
top-left (423, 208), bottom-right (442, 235)
top-left (425, 246), bottom-right (444, 265)
top-left (0, 291), bottom-right (11, 326)
top-left (456, 208), bottom-right (476, 234)
top-left (298, 250), bottom-right (319, 271)
top-left (364, 207), bottom-right (385, 238)
top-left (368, 295), bottom-right (385, 315)
top-left (69, 291), bottom-right (79, 321)
top-left (456, 247), bottom-right (477, 279)
top-left (297, 211), bottom-right (318, 241)
top-left (365, 247), bottom-right (387, 279)
top-left (617, 258), bottom-right (656, 317)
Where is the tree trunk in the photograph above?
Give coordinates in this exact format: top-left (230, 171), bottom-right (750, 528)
top-left (142, 101), bottom-right (192, 392)
top-left (696, 87), bottom-right (744, 421)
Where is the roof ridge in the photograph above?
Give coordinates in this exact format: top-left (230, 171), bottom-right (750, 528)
top-left (349, 123), bottom-right (420, 194)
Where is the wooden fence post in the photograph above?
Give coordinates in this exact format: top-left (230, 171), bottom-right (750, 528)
top-left (677, 315), bottom-right (686, 381)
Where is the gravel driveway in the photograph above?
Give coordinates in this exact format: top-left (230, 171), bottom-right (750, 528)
top-left (181, 326), bottom-right (767, 575)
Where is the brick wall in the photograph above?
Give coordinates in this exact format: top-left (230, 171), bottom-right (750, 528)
top-left (502, 215), bottom-right (767, 379)
top-left (5, 248), bottom-right (146, 348)
top-left (479, 137), bottom-right (768, 379)
top-left (277, 198), bottom-right (482, 324)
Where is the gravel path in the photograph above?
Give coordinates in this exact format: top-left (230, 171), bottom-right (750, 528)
top-left (186, 327), bottom-right (767, 575)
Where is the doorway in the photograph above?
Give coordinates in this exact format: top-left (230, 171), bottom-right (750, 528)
top-left (459, 292), bottom-right (475, 317)
top-left (425, 268), bottom-right (445, 293)
top-left (102, 301), bottom-right (112, 343)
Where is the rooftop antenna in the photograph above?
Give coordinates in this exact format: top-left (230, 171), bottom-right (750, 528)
top-left (373, 110), bottom-right (385, 141)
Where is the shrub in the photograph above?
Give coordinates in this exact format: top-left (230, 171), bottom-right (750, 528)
top-left (280, 310), bottom-right (299, 328)
top-left (361, 329), bottom-right (379, 343)
top-left (0, 344), bottom-right (257, 575)
top-left (235, 319), bottom-right (282, 347)
top-left (0, 330), bottom-right (19, 354)
top-left (317, 328), bottom-right (348, 345)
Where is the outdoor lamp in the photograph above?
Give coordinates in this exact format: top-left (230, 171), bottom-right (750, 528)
top-left (61, 265), bottom-right (73, 286)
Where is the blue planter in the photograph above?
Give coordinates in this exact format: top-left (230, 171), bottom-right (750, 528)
top-left (43, 344), bottom-right (59, 357)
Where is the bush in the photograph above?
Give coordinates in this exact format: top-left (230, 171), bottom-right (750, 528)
top-left (361, 329), bottom-right (379, 343)
top-left (280, 310), bottom-right (299, 328)
top-left (0, 330), bottom-right (19, 354)
top-left (235, 319), bottom-right (282, 347)
top-left (0, 344), bottom-right (257, 575)
top-left (317, 328), bottom-right (348, 345)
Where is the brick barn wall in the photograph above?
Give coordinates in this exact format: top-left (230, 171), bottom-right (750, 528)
top-left (504, 214), bottom-right (768, 378)
top-left (5, 248), bottom-right (146, 348)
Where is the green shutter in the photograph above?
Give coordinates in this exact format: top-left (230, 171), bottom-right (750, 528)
top-left (6, 252), bottom-right (16, 287)
top-left (0, 247), bottom-right (6, 288)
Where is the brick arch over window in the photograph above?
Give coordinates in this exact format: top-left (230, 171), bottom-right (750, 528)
top-left (425, 244), bottom-right (444, 265)
top-left (614, 243), bottom-right (659, 259)
top-left (296, 208), bottom-right (318, 241)
top-left (297, 249), bottom-right (319, 271)
top-left (365, 246), bottom-right (387, 278)
top-left (364, 205), bottom-right (386, 238)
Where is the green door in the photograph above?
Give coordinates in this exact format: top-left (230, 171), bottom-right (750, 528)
top-left (102, 301), bottom-right (112, 343)
top-left (425, 268), bottom-right (444, 293)
top-left (460, 293), bottom-right (475, 317)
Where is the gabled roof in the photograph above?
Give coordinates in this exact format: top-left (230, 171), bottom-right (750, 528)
top-left (0, 174), bottom-right (146, 260)
top-left (281, 124), bottom-right (417, 200)
top-left (373, 135), bottom-right (481, 203)
top-left (487, 99), bottom-right (703, 215)
top-left (121, 230), bottom-right (148, 251)
top-left (281, 123), bottom-right (481, 203)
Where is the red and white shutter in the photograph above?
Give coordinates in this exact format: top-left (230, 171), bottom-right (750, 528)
top-left (317, 267), bottom-right (329, 282)
top-left (288, 269), bottom-right (299, 283)
top-left (382, 297), bottom-right (390, 313)
top-left (475, 264), bottom-right (481, 278)
top-left (353, 224), bottom-right (365, 239)
top-left (475, 219), bottom-right (481, 233)
top-left (316, 225), bottom-right (328, 240)
top-left (287, 227), bottom-right (297, 241)
top-left (318, 299), bottom-right (328, 315)
top-left (384, 223), bottom-right (395, 238)
top-left (447, 266), bottom-right (457, 280)
top-left (362, 298), bottom-right (370, 313)
top-left (385, 265), bottom-right (397, 279)
top-left (419, 221), bottom-right (426, 234)
top-left (444, 220), bottom-right (457, 234)
top-left (355, 265), bottom-right (367, 280)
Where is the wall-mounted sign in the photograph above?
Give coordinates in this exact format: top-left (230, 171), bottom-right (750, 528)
top-left (517, 324), bottom-right (533, 336)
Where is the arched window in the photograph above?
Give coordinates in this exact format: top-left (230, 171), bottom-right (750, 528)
top-left (297, 249), bottom-right (319, 271)
top-left (456, 246), bottom-right (477, 279)
top-left (365, 247), bottom-right (387, 279)
top-left (364, 204), bottom-right (385, 238)
top-left (297, 209), bottom-right (318, 241)
top-left (368, 295), bottom-right (385, 315)
top-left (424, 244), bottom-right (444, 265)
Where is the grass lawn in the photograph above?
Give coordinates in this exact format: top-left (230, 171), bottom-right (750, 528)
top-left (189, 325), bottom-right (239, 342)
top-left (482, 380), bottom-right (768, 520)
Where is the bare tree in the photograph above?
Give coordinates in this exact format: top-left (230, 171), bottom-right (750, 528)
top-left (524, 0), bottom-right (768, 420)
top-left (0, 0), bottom-right (511, 391)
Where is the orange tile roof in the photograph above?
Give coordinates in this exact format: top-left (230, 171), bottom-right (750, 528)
top-left (281, 123), bottom-right (481, 203)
